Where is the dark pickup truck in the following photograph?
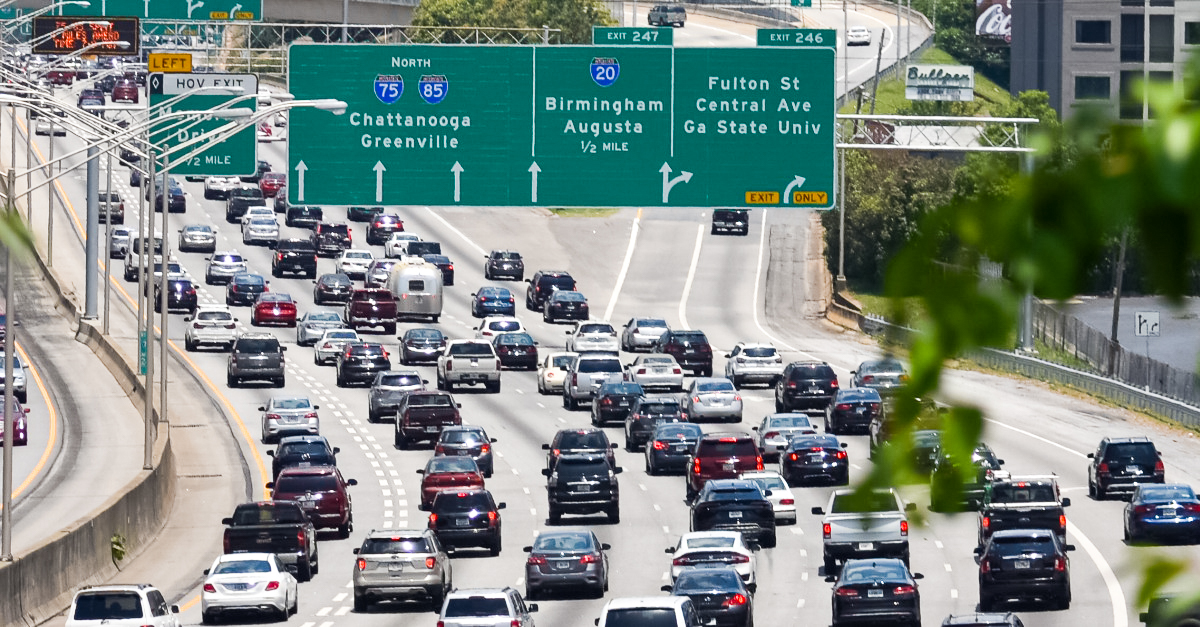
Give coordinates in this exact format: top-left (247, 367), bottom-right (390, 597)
top-left (345, 288), bottom-right (398, 334)
top-left (978, 475), bottom-right (1070, 547)
top-left (271, 238), bottom-right (318, 279)
top-left (393, 390), bottom-right (461, 449)
top-left (222, 501), bottom-right (319, 581)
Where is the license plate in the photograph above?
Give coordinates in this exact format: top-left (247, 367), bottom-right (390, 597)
top-left (856, 407), bottom-right (866, 414)
top-left (867, 589), bottom-right (884, 598)
top-left (618, 400), bottom-right (630, 406)
top-left (455, 518), bottom-right (470, 527)
top-left (1125, 465), bottom-right (1141, 474)
top-left (300, 501), bottom-right (316, 509)
top-left (673, 444), bottom-right (689, 451)
top-left (388, 563), bottom-right (404, 572)
top-left (857, 542), bottom-right (874, 551)
top-left (728, 510), bottom-right (742, 518)
top-left (1015, 560), bottom-right (1031, 569)
top-left (555, 561), bottom-right (570, 570)
top-left (577, 484), bottom-right (595, 493)
top-left (808, 387), bottom-right (821, 394)
top-left (225, 583), bottom-right (249, 591)
top-left (470, 358), bottom-right (479, 365)
top-left (425, 426), bottom-right (439, 432)
top-left (256, 536), bottom-right (272, 544)
top-left (298, 461), bottom-right (312, 468)
top-left (723, 462), bottom-right (736, 471)
top-left (1163, 508), bottom-right (1178, 518)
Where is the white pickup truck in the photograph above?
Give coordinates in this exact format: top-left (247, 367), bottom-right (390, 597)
top-left (437, 339), bottom-right (501, 393)
top-left (811, 488), bottom-right (915, 572)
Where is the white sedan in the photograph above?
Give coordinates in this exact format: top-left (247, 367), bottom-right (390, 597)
top-left (475, 315), bottom-right (525, 339)
top-left (537, 351), bottom-right (578, 394)
top-left (667, 531), bottom-right (757, 590)
top-left (752, 412), bottom-right (820, 461)
top-left (201, 552), bottom-right (297, 624)
top-left (739, 470), bottom-right (797, 525)
top-left (203, 176), bottom-right (239, 200)
top-left (624, 354), bottom-right (684, 392)
top-left (384, 232), bottom-right (422, 258)
top-left (335, 249), bottom-right (375, 279)
top-left (314, 328), bottom-right (361, 365)
top-left (240, 206), bottom-right (274, 225)
top-left (847, 25), bottom-right (872, 46)
top-left (565, 321), bottom-right (620, 353)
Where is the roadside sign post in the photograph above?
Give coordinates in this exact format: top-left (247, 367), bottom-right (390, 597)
top-left (1135, 310), bottom-right (1160, 359)
top-left (138, 330), bottom-right (148, 375)
top-left (287, 43), bottom-right (835, 209)
top-left (148, 73), bottom-right (258, 177)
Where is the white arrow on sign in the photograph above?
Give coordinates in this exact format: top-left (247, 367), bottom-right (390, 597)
top-left (294, 160), bottom-right (308, 202)
top-left (373, 161), bottom-right (386, 203)
top-left (659, 163), bottom-right (693, 204)
top-left (451, 162), bottom-right (464, 203)
top-left (782, 175), bottom-right (806, 204)
top-left (528, 162), bottom-right (541, 203)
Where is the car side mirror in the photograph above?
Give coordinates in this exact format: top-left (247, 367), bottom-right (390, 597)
top-left (471, 293), bottom-right (477, 297)
top-left (525, 278), bottom-right (532, 283)
top-left (332, 447), bottom-right (341, 454)
top-left (266, 450), bottom-right (275, 457)
top-left (281, 346), bottom-right (287, 351)
top-left (417, 503), bottom-right (427, 511)
top-left (265, 482), bottom-right (275, 489)
top-left (824, 575), bottom-right (836, 583)
top-left (352, 548), bottom-right (359, 554)
top-left (751, 426), bottom-right (759, 431)
top-left (1065, 544), bottom-right (1077, 551)
top-left (763, 489), bottom-right (772, 497)
top-left (840, 442), bottom-right (848, 448)
top-left (346, 479), bottom-right (358, 486)
top-left (614, 467), bottom-right (624, 474)
top-left (973, 546), bottom-right (983, 555)
top-left (997, 459), bottom-right (1006, 465)
top-left (171, 605), bottom-right (180, 614)
top-left (313, 405), bottom-right (320, 410)
top-left (601, 543), bottom-right (611, 551)
top-left (1087, 452), bottom-right (1095, 458)
top-left (661, 585), bottom-right (673, 592)
top-left (541, 468), bottom-right (551, 477)
top-left (724, 353), bottom-right (732, 358)
top-left (665, 547), bottom-right (675, 554)
top-left (184, 316), bottom-right (192, 322)
top-left (811, 507), bottom-right (825, 515)
top-left (491, 438), bottom-right (498, 443)
top-left (565, 330), bottom-right (571, 335)
top-left (541, 444), bottom-right (550, 450)
top-left (528, 603), bottom-right (538, 613)
top-left (912, 573), bottom-right (924, 580)
top-left (594, 620), bottom-right (600, 626)
top-left (422, 379), bottom-right (429, 384)
top-left (257, 406), bottom-right (266, 411)
top-left (497, 502), bottom-right (507, 509)
top-left (1061, 497), bottom-right (1071, 507)
top-left (456, 403), bottom-right (462, 409)
top-left (416, 469), bottom-right (425, 474)
top-left (522, 546), bottom-right (533, 552)
top-left (905, 502), bottom-right (917, 512)
top-left (221, 517), bottom-right (233, 525)
top-left (609, 442), bottom-right (618, 449)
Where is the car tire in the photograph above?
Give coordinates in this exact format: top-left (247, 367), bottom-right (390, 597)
top-left (227, 373), bottom-right (238, 388)
top-left (760, 532), bottom-right (776, 548)
top-left (201, 610), bottom-right (217, 624)
top-left (774, 399), bottom-right (785, 413)
top-left (548, 506), bottom-right (561, 525)
top-left (645, 457), bottom-right (655, 475)
top-left (1095, 482), bottom-right (1107, 500)
top-left (185, 337), bottom-right (196, 352)
top-left (823, 553), bottom-right (837, 574)
top-left (607, 505), bottom-right (620, 524)
top-left (524, 586), bottom-right (536, 601)
top-left (338, 521), bottom-right (351, 539)
top-left (16, 391), bottom-right (26, 404)
top-left (394, 431), bottom-right (406, 449)
top-left (353, 591), bottom-right (368, 613)
top-left (978, 592), bottom-right (994, 612)
top-left (489, 537), bottom-right (501, 557)
top-left (337, 371), bottom-right (347, 387)
top-left (385, 323), bottom-right (396, 335)
top-left (297, 558), bottom-right (313, 582)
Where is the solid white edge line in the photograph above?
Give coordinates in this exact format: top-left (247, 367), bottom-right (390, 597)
top-left (423, 206), bottom-right (487, 256)
top-left (603, 214), bottom-right (641, 322)
top-left (1068, 520), bottom-right (1129, 627)
top-left (678, 224), bottom-right (704, 329)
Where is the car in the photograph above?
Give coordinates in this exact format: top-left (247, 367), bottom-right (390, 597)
top-left (111, 78), bottom-right (138, 103)
top-left (621, 317), bottom-right (670, 351)
top-left (314, 222), bottom-right (353, 257)
top-left (394, 390), bottom-right (463, 449)
top-left (686, 432), bottom-right (763, 502)
top-left (543, 428), bottom-right (616, 473)
top-left (258, 171), bottom-right (286, 197)
top-left (544, 453), bottom-right (622, 524)
top-left (648, 4), bottom-right (687, 26)
top-left (471, 286), bottom-right (517, 317)
top-left (523, 530), bottom-right (609, 600)
top-left (65, 584), bottom-right (181, 627)
top-left (109, 227), bottom-right (132, 259)
top-left (203, 176), bottom-right (239, 200)
top-left (437, 587), bottom-right (536, 627)
top-left (334, 249), bottom-right (374, 279)
top-left (0, 352), bottom-right (28, 405)
top-left (941, 613), bottom-right (1025, 626)
top-left (590, 381), bottom-right (645, 428)
top-left (426, 489), bottom-right (505, 555)
top-left (563, 353), bottom-right (625, 410)
top-left (76, 88), bottom-right (104, 108)
top-left (225, 186), bottom-right (265, 222)
top-left (597, 597), bottom-right (700, 627)
top-left (624, 354), bottom-right (685, 391)
top-left (682, 377), bottom-right (743, 423)
top-left (654, 329), bottom-right (714, 376)
top-left (143, 259), bottom-right (183, 295)
top-left (711, 208), bottom-right (749, 235)
top-left (184, 306), bottom-right (238, 352)
top-left (423, 254), bottom-right (456, 286)
top-left (1140, 594), bottom-right (1200, 627)
top-left (542, 290), bottom-right (589, 323)
top-left (268, 465), bottom-right (358, 537)
top-left (313, 272), bottom-right (354, 305)
top-left (364, 259), bottom-right (398, 288)
top-left (666, 531), bottom-right (756, 588)
top-left (483, 250), bottom-right (524, 281)
top-left (398, 327), bottom-right (446, 365)
top-left (929, 442), bottom-right (1005, 512)
top-left (689, 479), bottom-right (776, 548)
top-left (153, 278), bottom-right (198, 313)
top-left (347, 205), bottom-right (384, 222)
top-left (227, 333), bottom-right (286, 387)
top-left (177, 224), bottom-right (216, 253)
top-left (493, 332), bottom-right (539, 370)
top-left (781, 433), bottom-right (849, 486)
top-left (251, 293), bottom-right (297, 327)
top-left (336, 342), bottom-right (391, 387)
top-left (383, 232), bottom-right (421, 258)
top-left (366, 213), bottom-right (404, 245)
top-left (352, 529), bottom-right (452, 611)
top-left (294, 311), bottom-right (344, 347)
top-left (241, 160), bottom-right (272, 184)
top-left (241, 216), bottom-right (280, 246)
top-left (418, 456), bottom-right (485, 510)
top-left (123, 235), bottom-right (163, 281)
top-left (200, 552), bottom-right (298, 623)
top-left (753, 412), bottom-right (820, 461)
top-left (525, 270), bottom-right (576, 310)
top-left (976, 529), bottom-right (1073, 611)
top-left (284, 205), bottom-right (322, 228)
top-left (774, 360), bottom-right (839, 412)
top-left (565, 321), bottom-right (620, 353)
top-left (271, 237), bottom-right (318, 278)
top-left (910, 429), bottom-right (944, 475)
top-left (825, 387), bottom-right (883, 434)
top-left (537, 351), bottom-right (577, 394)
top-left (850, 357), bottom-right (909, 397)
top-left (406, 241), bottom-right (442, 257)
top-left (225, 273), bottom-right (268, 306)
top-left (437, 339), bottom-right (501, 393)
top-left (868, 397), bottom-right (943, 460)
top-left (623, 394), bottom-right (686, 450)
top-left (313, 328), bottom-right (361, 365)
top-left (1088, 436), bottom-right (1164, 499)
top-left (0, 397), bottom-right (29, 446)
top-left (204, 251), bottom-right (249, 285)
top-left (1123, 483), bottom-right (1200, 544)
top-left (846, 25), bottom-right (872, 45)
top-left (97, 191), bottom-right (125, 225)
top-left (663, 566), bottom-right (753, 627)
top-left (829, 558), bottom-right (921, 625)
top-left (259, 395), bottom-right (320, 444)
top-left (367, 369), bottom-right (426, 422)
top-left (257, 120), bottom-right (274, 141)
top-left (739, 470), bottom-right (797, 525)
top-left (645, 422), bottom-right (704, 476)
top-left (435, 425), bottom-right (498, 477)
top-left (268, 435), bottom-right (338, 480)
top-left (476, 315), bottom-right (525, 339)
top-left (724, 342), bottom-right (783, 388)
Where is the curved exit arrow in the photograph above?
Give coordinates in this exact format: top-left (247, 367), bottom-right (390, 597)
top-left (782, 175), bottom-right (806, 204)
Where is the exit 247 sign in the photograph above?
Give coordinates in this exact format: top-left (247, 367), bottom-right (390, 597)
top-left (287, 44), bottom-right (835, 209)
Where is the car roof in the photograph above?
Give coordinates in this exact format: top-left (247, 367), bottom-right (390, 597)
top-left (276, 465), bottom-right (337, 477)
top-left (735, 342), bottom-right (775, 349)
top-left (991, 528), bottom-right (1055, 539)
top-left (603, 596), bottom-right (689, 610)
top-left (706, 479), bottom-right (761, 491)
top-left (216, 552), bottom-right (276, 562)
top-left (364, 527), bottom-right (429, 538)
top-left (278, 435), bottom-right (329, 445)
top-left (445, 587), bottom-right (515, 598)
top-left (682, 530), bottom-right (743, 541)
top-left (700, 431), bottom-right (753, 441)
top-left (942, 613), bottom-right (1020, 626)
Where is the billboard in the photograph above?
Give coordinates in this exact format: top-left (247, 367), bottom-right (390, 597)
top-left (976, 0), bottom-right (1011, 44)
top-left (905, 64), bottom-right (975, 101)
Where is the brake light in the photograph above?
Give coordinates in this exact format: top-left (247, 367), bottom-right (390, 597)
top-left (275, 253), bottom-right (283, 262)
top-left (265, 581), bottom-right (280, 591)
top-left (480, 444), bottom-right (490, 453)
top-left (428, 513), bottom-right (438, 526)
top-left (1098, 462), bottom-right (1109, 475)
top-left (734, 395), bottom-right (741, 402)
top-left (203, 584), bottom-right (216, 593)
top-left (508, 297), bottom-right (514, 303)
top-left (723, 593), bottom-right (748, 606)
top-left (834, 450), bottom-right (847, 460)
top-left (756, 455), bottom-right (763, 470)
top-left (900, 520), bottom-right (908, 536)
top-left (552, 449), bottom-right (561, 457)
top-left (653, 441), bottom-right (668, 450)
top-left (693, 396), bottom-right (701, 403)
top-left (223, 534), bottom-right (230, 553)
top-left (445, 361), bottom-right (452, 371)
top-left (434, 445), bottom-right (446, 455)
top-left (835, 404), bottom-right (851, 411)
top-left (693, 458), bottom-right (701, 475)
top-left (981, 516), bottom-right (990, 530)
top-left (834, 587), bottom-right (859, 597)
top-left (729, 554), bottom-right (750, 563)
top-left (764, 431), bottom-right (780, 439)
top-left (719, 437), bottom-right (738, 443)
top-left (266, 413), bottom-right (282, 421)
top-left (487, 510), bottom-right (498, 522)
top-left (304, 412), bottom-right (318, 420)
top-left (580, 554), bottom-right (599, 564)
top-left (528, 555), bottom-right (547, 565)
top-left (673, 368), bottom-right (682, 374)
top-left (980, 559), bottom-right (991, 573)
top-left (893, 585), bottom-right (916, 596)
top-left (1054, 556), bottom-right (1066, 572)
top-left (637, 368), bottom-right (647, 375)
top-left (870, 403), bottom-right (880, 412)
top-left (225, 323), bottom-right (236, 329)
top-left (449, 264), bottom-right (455, 270)
top-left (788, 452), bottom-right (798, 461)
top-left (510, 621), bottom-right (520, 627)
top-left (780, 498), bottom-right (794, 505)
top-left (356, 558), bottom-right (366, 570)
top-left (830, 380), bottom-right (839, 388)
top-left (787, 381), bottom-right (797, 389)
top-left (479, 296), bottom-right (487, 302)
top-left (425, 556), bottom-right (436, 569)
top-left (602, 398), bottom-right (613, 406)
top-left (1155, 460), bottom-right (1165, 475)
top-left (823, 523), bottom-right (831, 539)
top-left (1184, 503), bottom-right (1200, 513)
top-left (298, 528), bottom-right (305, 547)
top-left (193, 322), bottom-right (203, 329)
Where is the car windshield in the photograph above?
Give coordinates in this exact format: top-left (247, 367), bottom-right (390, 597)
top-left (861, 359), bottom-right (906, 374)
top-left (601, 383), bottom-right (642, 395)
top-left (558, 431), bottom-right (608, 448)
top-left (657, 424), bottom-right (702, 439)
top-left (213, 559), bottom-right (272, 574)
top-left (577, 359), bottom-right (621, 373)
top-left (486, 320), bottom-right (521, 332)
top-left (551, 355), bottom-right (576, 369)
top-left (557, 458), bottom-right (610, 478)
top-left (443, 597), bottom-right (509, 618)
top-left (279, 442), bottom-right (329, 457)
top-left (790, 364), bottom-right (833, 379)
top-left (840, 389), bottom-right (882, 402)
top-left (72, 592), bottom-right (144, 620)
top-left (604, 609), bottom-right (678, 627)
top-left (259, 294), bottom-right (292, 303)
top-left (769, 415), bottom-right (814, 428)
top-left (543, 275), bottom-right (575, 289)
top-left (696, 380), bottom-right (735, 393)
top-left (322, 224), bottom-right (350, 235)
top-left (1105, 443), bottom-right (1158, 464)
top-left (370, 261), bottom-right (396, 271)
top-left (637, 318), bottom-right (668, 328)
top-left (275, 475), bottom-right (338, 492)
top-left (554, 291), bottom-right (586, 302)
top-left (236, 339), bottom-right (279, 353)
top-left (379, 373), bottom-right (422, 387)
top-left (233, 275), bottom-right (265, 287)
top-left (307, 312), bottom-right (341, 322)
top-left (428, 457), bottom-right (478, 473)
top-left (675, 569), bottom-right (742, 592)
top-left (325, 331), bottom-right (358, 340)
top-left (407, 329), bottom-right (443, 341)
top-left (408, 394), bottom-right (453, 407)
top-left (534, 532), bottom-right (594, 551)
top-left (433, 492), bottom-right (492, 512)
top-left (673, 332), bottom-right (707, 343)
top-left (212, 254), bottom-right (244, 264)
top-left (639, 401), bottom-right (680, 414)
top-left (449, 343), bottom-right (492, 356)
top-left (322, 274), bottom-right (352, 286)
top-left (480, 288), bottom-right (510, 298)
top-left (684, 536), bottom-right (735, 549)
top-left (742, 346), bottom-right (777, 358)
top-left (231, 503), bottom-right (306, 524)
top-left (493, 252), bottom-right (521, 260)
top-left (497, 333), bottom-right (534, 346)
top-left (184, 225), bottom-right (211, 233)
top-left (990, 534), bottom-right (1056, 555)
top-left (789, 435), bottom-right (840, 449)
top-left (708, 487), bottom-right (762, 501)
top-left (361, 536), bottom-right (431, 554)
top-left (345, 251), bottom-right (373, 260)
top-left (1140, 486), bottom-right (1197, 502)
top-left (440, 430), bottom-right (485, 445)
top-left (272, 398), bottom-right (312, 410)
top-left (830, 492), bottom-right (898, 513)
top-left (700, 441), bottom-right (755, 457)
top-left (841, 562), bottom-right (908, 583)
top-left (580, 324), bottom-right (614, 334)
top-left (642, 356), bottom-right (675, 365)
top-left (990, 483), bottom-right (1057, 503)
top-left (230, 187), bottom-right (261, 198)
top-left (746, 475), bottom-right (787, 491)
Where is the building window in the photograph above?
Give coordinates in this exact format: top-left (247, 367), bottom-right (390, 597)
top-left (1150, 15), bottom-right (1174, 61)
top-left (1121, 14), bottom-right (1143, 62)
top-left (1076, 20), bottom-right (1112, 44)
top-left (1186, 22), bottom-right (1200, 44)
top-left (1075, 76), bottom-right (1111, 99)
top-left (1120, 70), bottom-right (1174, 119)
top-left (1122, 0), bottom-right (1173, 6)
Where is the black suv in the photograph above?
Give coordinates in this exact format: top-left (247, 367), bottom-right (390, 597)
top-left (929, 443), bottom-right (1004, 512)
top-left (271, 238), bottom-right (318, 278)
top-left (976, 528), bottom-right (1074, 611)
top-left (366, 213), bottom-right (404, 245)
top-left (775, 361), bottom-right (839, 412)
top-left (525, 270), bottom-right (576, 310)
top-left (285, 205), bottom-right (323, 229)
top-left (711, 209), bottom-right (749, 236)
top-left (485, 250), bottom-right (524, 281)
top-left (427, 488), bottom-right (505, 555)
top-left (347, 206), bottom-right (384, 222)
top-left (225, 186), bottom-right (264, 222)
top-left (1088, 436), bottom-right (1164, 500)
top-left (314, 222), bottom-right (352, 257)
top-left (336, 343), bottom-right (391, 388)
top-left (690, 479), bottom-right (776, 547)
top-left (654, 330), bottom-right (714, 377)
top-left (590, 381), bottom-right (645, 428)
top-left (543, 453), bottom-right (622, 524)
top-left (269, 435), bottom-right (339, 479)
top-left (623, 395), bottom-right (686, 452)
top-left (543, 428), bottom-right (616, 473)
top-left (153, 278), bottom-right (197, 313)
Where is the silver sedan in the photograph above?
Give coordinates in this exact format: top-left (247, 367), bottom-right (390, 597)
top-left (178, 224), bottom-right (217, 253)
top-left (296, 310), bottom-right (346, 346)
top-left (566, 321), bottom-right (620, 353)
top-left (242, 217), bottom-right (280, 246)
top-left (259, 395), bottom-right (320, 444)
top-left (752, 413), bottom-right (820, 461)
top-left (682, 377), bottom-right (743, 423)
top-left (623, 354), bottom-right (684, 392)
top-left (314, 328), bottom-right (362, 365)
top-left (620, 317), bottom-right (669, 351)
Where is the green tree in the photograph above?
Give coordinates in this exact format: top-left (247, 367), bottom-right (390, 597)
top-left (411, 0), bottom-right (614, 44)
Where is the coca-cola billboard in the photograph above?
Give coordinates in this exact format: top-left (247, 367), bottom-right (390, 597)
top-left (976, 0), bottom-right (1012, 44)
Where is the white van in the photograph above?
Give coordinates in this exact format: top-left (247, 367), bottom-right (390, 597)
top-left (386, 257), bottom-right (443, 322)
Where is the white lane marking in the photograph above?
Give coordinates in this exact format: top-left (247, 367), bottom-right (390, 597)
top-left (530, 507), bottom-right (537, 516)
top-left (639, 483), bottom-right (647, 491)
top-left (653, 504), bottom-right (662, 511)
top-left (661, 572), bottom-right (670, 582)
top-left (516, 389), bottom-right (524, 395)
top-left (384, 500), bottom-right (393, 507)
top-left (382, 489), bottom-right (391, 496)
top-left (934, 540), bottom-right (943, 549)
top-left (319, 621), bottom-right (334, 627)
top-left (950, 589), bottom-right (958, 599)
top-left (751, 209), bottom-right (799, 352)
top-left (512, 468), bottom-right (520, 475)
top-left (800, 572), bottom-right (808, 582)
top-left (796, 598), bottom-right (805, 609)
top-left (1068, 519), bottom-right (1128, 627)
top-left (603, 212), bottom-right (641, 321)
top-left (536, 402), bottom-right (545, 409)
top-left (944, 563), bottom-right (952, 572)
top-left (332, 593), bottom-right (347, 603)
top-left (315, 608), bottom-right (331, 617)
top-left (678, 224), bottom-right (704, 329)
top-left (516, 577), bottom-right (525, 586)
top-left (423, 206), bottom-right (487, 255)
top-left (523, 487), bottom-right (530, 495)
top-left (662, 526), bottom-right (670, 534)
top-left (790, 527), bottom-right (803, 535)
top-left (334, 606), bottom-right (350, 616)
top-left (383, 520), bottom-right (393, 528)
top-left (299, 622), bottom-right (314, 627)
top-left (385, 510), bottom-right (394, 518)
top-left (799, 549), bottom-right (807, 557)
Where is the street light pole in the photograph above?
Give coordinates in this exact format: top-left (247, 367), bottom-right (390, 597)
top-left (157, 162), bottom-right (169, 427)
top-left (46, 128), bottom-right (53, 266)
top-left (1, 167), bottom-right (16, 562)
top-left (83, 144), bottom-right (98, 319)
top-left (103, 147), bottom-right (112, 334)
top-left (142, 145), bottom-right (156, 470)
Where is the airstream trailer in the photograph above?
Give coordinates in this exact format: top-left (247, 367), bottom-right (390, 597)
top-left (386, 257), bottom-right (443, 322)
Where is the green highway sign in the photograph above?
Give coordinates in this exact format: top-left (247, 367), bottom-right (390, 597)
top-left (757, 29), bottom-right (836, 47)
top-left (149, 72), bottom-right (257, 176)
top-left (593, 27), bottom-right (673, 46)
top-left (287, 44), bottom-right (835, 209)
top-left (791, 0), bottom-right (814, 6)
top-left (59, 0), bottom-right (261, 21)
top-left (138, 330), bottom-right (147, 375)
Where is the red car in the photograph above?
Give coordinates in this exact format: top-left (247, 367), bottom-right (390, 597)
top-left (259, 172), bottom-right (286, 198)
top-left (267, 465), bottom-right (358, 537)
top-left (111, 79), bottom-right (138, 104)
top-left (0, 398), bottom-right (29, 446)
top-left (418, 455), bottom-right (484, 509)
top-left (251, 292), bottom-right (298, 327)
top-left (45, 70), bottom-right (74, 85)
